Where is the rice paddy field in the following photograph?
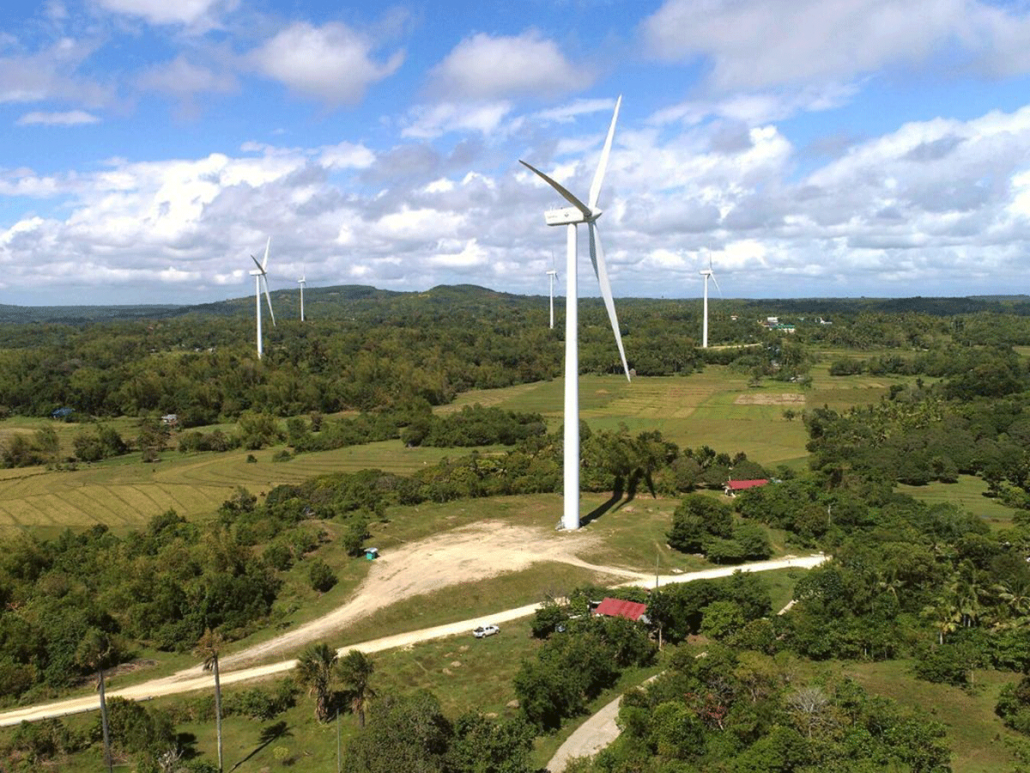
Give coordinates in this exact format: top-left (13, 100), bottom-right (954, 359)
top-left (0, 362), bottom-right (917, 535)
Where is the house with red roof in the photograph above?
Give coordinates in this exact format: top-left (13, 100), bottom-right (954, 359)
top-left (724, 479), bottom-right (769, 497)
top-left (593, 597), bottom-right (649, 623)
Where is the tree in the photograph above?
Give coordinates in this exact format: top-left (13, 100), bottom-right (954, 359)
top-left (447, 713), bottom-right (534, 773)
top-left (193, 628), bottom-right (224, 772)
top-left (308, 558), bottom-right (338, 593)
top-left (76, 629), bottom-right (114, 773)
top-left (343, 691), bottom-right (451, 773)
top-left (668, 494), bottom-right (734, 554)
top-left (296, 642), bottom-right (339, 722)
top-left (338, 650), bottom-right (376, 728)
top-left (138, 418), bottom-right (169, 463)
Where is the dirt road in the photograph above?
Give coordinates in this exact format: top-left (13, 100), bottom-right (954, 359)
top-left (0, 514), bottom-right (825, 728)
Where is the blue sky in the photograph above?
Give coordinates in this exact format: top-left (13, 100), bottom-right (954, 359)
top-left (4, 0), bottom-right (1030, 305)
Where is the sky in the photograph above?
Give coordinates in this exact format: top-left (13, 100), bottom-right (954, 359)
top-left (4, 0), bottom-right (1030, 305)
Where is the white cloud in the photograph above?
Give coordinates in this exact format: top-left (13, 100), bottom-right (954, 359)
top-left (158, 266), bottom-right (200, 282)
top-left (374, 206), bottom-right (466, 242)
top-left (0, 38), bottom-right (110, 107)
top-left (430, 238), bottom-right (488, 268)
top-left (401, 101), bottom-right (512, 139)
top-left (16, 109), bottom-right (100, 126)
top-left (318, 141), bottom-right (376, 170)
top-left (428, 31), bottom-right (590, 100)
top-left (136, 56), bottom-right (237, 99)
top-left (534, 98), bottom-right (615, 124)
top-left (641, 0), bottom-right (1030, 91)
top-left (93, 0), bottom-right (229, 26)
top-left (251, 22), bottom-right (404, 106)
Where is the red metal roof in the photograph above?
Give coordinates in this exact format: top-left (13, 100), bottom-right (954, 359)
top-left (594, 597), bottom-right (648, 621)
top-left (725, 479), bottom-right (769, 491)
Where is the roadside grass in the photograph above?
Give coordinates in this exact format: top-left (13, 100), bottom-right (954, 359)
top-left (761, 567), bottom-right (805, 612)
top-left (898, 475), bottom-right (1018, 528)
top-left (844, 659), bottom-right (1022, 773)
top-left (334, 562), bottom-right (617, 652)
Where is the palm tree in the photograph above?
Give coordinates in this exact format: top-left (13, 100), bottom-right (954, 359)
top-left (296, 642), bottom-right (338, 723)
top-left (338, 650), bottom-right (376, 728)
top-left (921, 598), bottom-right (960, 646)
top-left (75, 629), bottom-right (114, 773)
top-left (194, 628), bottom-right (225, 772)
top-left (994, 578), bottom-right (1030, 626)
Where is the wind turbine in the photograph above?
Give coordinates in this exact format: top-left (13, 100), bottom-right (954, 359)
top-left (520, 95), bottom-right (630, 531)
top-left (249, 237), bottom-right (276, 358)
top-left (699, 254), bottom-right (721, 348)
top-left (546, 253), bottom-right (558, 330)
top-left (298, 267), bottom-right (306, 322)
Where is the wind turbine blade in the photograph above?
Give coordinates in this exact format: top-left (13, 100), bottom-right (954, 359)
top-left (250, 254), bottom-right (263, 272)
top-left (263, 276), bottom-right (276, 327)
top-left (588, 95), bottom-right (621, 210)
top-left (711, 273), bottom-right (723, 299)
top-left (519, 160), bottom-right (592, 218)
top-left (588, 222), bottom-right (630, 381)
top-left (261, 237), bottom-right (271, 270)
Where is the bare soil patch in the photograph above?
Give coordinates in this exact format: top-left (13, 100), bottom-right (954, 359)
top-left (734, 393), bottom-right (806, 406)
top-left (219, 521), bottom-right (638, 670)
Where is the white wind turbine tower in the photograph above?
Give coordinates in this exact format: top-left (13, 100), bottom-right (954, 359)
top-left (249, 237), bottom-right (276, 358)
top-left (521, 96), bottom-right (630, 531)
top-left (546, 254), bottom-right (558, 330)
top-left (297, 267), bottom-right (306, 322)
top-left (699, 255), bottom-right (721, 348)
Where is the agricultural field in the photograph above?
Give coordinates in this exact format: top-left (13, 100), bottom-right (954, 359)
top-left (444, 367), bottom-right (813, 465)
top-left (0, 361), bottom-right (902, 536)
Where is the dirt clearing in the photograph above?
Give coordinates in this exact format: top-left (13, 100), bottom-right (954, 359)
top-left (219, 521), bottom-right (642, 670)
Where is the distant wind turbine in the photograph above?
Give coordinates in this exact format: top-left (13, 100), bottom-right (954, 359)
top-left (249, 237), bottom-right (276, 358)
top-left (546, 253), bottom-right (558, 330)
top-left (298, 267), bottom-right (306, 322)
top-left (700, 255), bottom-right (721, 349)
top-left (520, 95), bottom-right (630, 531)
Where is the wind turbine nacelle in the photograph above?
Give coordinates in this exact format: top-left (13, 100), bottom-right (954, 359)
top-left (544, 206), bottom-right (592, 226)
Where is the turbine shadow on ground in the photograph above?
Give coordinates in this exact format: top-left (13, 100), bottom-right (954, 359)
top-left (581, 486), bottom-right (635, 527)
top-left (230, 720), bottom-right (291, 771)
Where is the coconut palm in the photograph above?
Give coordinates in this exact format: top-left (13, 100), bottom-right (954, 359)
top-left (921, 598), bottom-right (960, 646)
top-left (338, 650), bottom-right (376, 728)
top-left (993, 578), bottom-right (1030, 628)
top-left (296, 642), bottom-right (338, 722)
top-left (193, 628), bottom-right (225, 772)
top-left (75, 629), bottom-right (114, 773)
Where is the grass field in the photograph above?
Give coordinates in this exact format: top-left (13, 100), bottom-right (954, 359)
top-left (444, 368), bottom-right (812, 466)
top-left (0, 362), bottom-right (914, 536)
top-left (844, 659), bottom-right (1023, 773)
top-left (898, 475), bottom-right (1019, 528)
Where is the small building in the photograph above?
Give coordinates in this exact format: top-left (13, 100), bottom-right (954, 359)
top-left (593, 597), bottom-right (649, 623)
top-left (161, 414), bottom-right (179, 428)
top-left (364, 547), bottom-right (379, 561)
top-left (50, 407), bottom-right (74, 420)
top-left (724, 479), bottom-right (769, 497)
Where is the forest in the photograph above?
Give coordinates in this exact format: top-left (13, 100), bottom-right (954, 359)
top-left (4, 286), bottom-right (1030, 771)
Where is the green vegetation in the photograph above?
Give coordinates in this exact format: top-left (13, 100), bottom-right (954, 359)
top-left (7, 291), bottom-right (1030, 771)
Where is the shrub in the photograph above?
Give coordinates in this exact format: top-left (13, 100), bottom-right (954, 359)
top-left (308, 559), bottom-right (337, 593)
